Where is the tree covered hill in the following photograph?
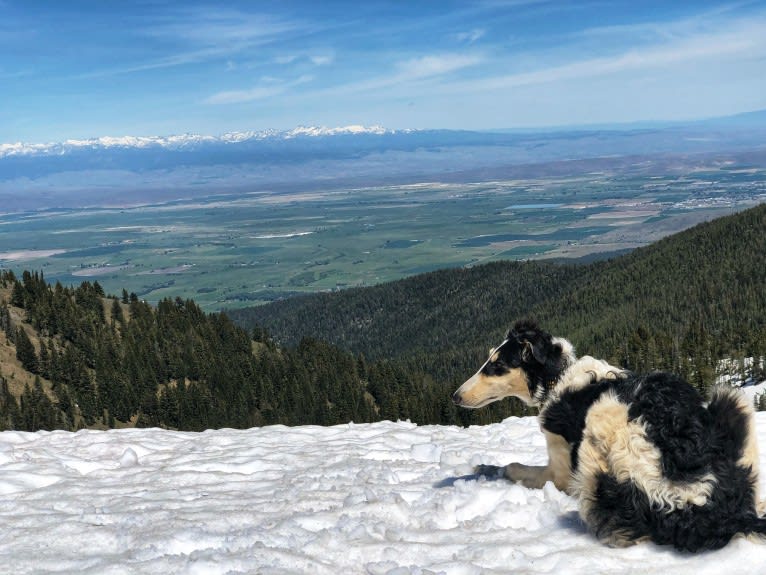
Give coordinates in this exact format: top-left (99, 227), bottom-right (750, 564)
top-left (0, 271), bottom-right (481, 432)
top-left (229, 202), bottom-right (766, 391)
top-left (2, 203), bottom-right (765, 432)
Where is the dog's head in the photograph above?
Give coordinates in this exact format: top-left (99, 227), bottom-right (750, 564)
top-left (452, 320), bottom-right (575, 409)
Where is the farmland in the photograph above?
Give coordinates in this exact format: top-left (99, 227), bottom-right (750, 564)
top-left (1, 160), bottom-right (765, 310)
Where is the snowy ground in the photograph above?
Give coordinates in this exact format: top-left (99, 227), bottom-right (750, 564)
top-left (1, 414), bottom-right (766, 575)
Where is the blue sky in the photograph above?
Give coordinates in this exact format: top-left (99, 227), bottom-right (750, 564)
top-left (2, 0), bottom-right (766, 143)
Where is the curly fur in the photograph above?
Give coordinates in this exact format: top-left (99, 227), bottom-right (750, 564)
top-left (453, 320), bottom-right (766, 552)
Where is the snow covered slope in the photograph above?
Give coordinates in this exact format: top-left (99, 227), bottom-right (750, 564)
top-left (1, 414), bottom-right (766, 574)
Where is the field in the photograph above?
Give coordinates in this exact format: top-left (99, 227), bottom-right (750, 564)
top-left (1, 162), bottom-right (765, 310)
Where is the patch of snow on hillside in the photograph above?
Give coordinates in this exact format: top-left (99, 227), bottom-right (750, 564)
top-left (742, 381), bottom-right (766, 406)
top-left (1, 415), bottom-right (766, 574)
top-left (716, 357), bottom-right (766, 406)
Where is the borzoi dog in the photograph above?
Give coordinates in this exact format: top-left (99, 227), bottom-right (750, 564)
top-left (452, 319), bottom-right (766, 551)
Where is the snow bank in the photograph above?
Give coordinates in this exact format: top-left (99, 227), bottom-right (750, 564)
top-left (1, 415), bottom-right (766, 574)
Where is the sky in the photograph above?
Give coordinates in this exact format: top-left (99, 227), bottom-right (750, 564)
top-left (2, 0), bottom-right (766, 143)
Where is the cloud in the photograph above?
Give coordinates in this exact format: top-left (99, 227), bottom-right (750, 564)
top-left (309, 54), bottom-right (334, 66)
top-left (275, 55), bottom-right (299, 65)
top-left (444, 14), bottom-right (766, 93)
top-left (396, 54), bottom-right (482, 79)
top-left (75, 7), bottom-right (312, 79)
top-left (205, 74), bottom-right (314, 105)
top-left (223, 52), bottom-right (482, 106)
top-left (275, 52), bottom-right (335, 66)
top-left (144, 7), bottom-right (303, 51)
top-left (456, 29), bottom-right (485, 44)
top-left (314, 52), bottom-right (483, 99)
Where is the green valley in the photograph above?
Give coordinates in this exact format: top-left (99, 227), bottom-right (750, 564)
top-left (1, 153), bottom-right (764, 311)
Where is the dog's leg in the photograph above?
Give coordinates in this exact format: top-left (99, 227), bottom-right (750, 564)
top-left (474, 462), bottom-right (554, 488)
top-left (475, 432), bottom-right (571, 491)
top-left (474, 462), bottom-right (562, 489)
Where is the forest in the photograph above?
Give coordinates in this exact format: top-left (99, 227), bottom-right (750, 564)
top-left (0, 270), bottom-right (472, 431)
top-left (229, 203), bottom-right (766, 393)
top-left (1, 203), bottom-right (766, 431)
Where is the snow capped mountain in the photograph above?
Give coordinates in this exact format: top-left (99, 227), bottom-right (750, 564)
top-left (284, 124), bottom-right (391, 138)
top-left (0, 125), bottom-right (402, 158)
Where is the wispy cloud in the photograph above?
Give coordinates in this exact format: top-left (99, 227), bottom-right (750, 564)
top-left (275, 51), bottom-right (335, 67)
top-left (455, 29), bottom-right (485, 44)
top-left (205, 74), bottom-right (315, 105)
top-left (444, 13), bottom-right (766, 93)
top-left (143, 7), bottom-right (304, 51)
top-left (76, 7), bottom-right (311, 79)
top-left (209, 51), bottom-right (483, 106)
top-left (309, 53), bottom-right (335, 66)
top-left (326, 53), bottom-right (483, 97)
top-left (396, 54), bottom-right (482, 79)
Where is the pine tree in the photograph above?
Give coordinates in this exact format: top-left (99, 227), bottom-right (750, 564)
top-left (110, 298), bottom-right (125, 325)
top-left (0, 302), bottom-right (11, 334)
top-left (0, 374), bottom-right (20, 430)
top-left (15, 326), bottom-right (38, 373)
top-left (19, 377), bottom-right (60, 431)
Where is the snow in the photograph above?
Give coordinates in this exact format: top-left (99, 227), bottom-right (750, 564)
top-left (715, 358), bottom-right (766, 406)
top-left (0, 126), bottom-right (401, 158)
top-left (742, 381), bottom-right (766, 405)
top-left (1, 415), bottom-right (766, 574)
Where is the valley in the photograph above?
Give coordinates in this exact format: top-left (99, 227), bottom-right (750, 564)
top-left (1, 154), bottom-right (765, 310)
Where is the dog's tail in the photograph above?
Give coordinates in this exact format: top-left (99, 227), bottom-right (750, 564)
top-left (742, 516), bottom-right (766, 539)
top-left (707, 386), bottom-right (766, 544)
top-left (707, 385), bottom-right (755, 463)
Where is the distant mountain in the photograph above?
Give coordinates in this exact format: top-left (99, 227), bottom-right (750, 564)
top-left (696, 108), bottom-right (766, 128)
top-left (0, 125), bottom-right (398, 159)
top-left (2, 114), bottom-right (766, 211)
top-left (4, 108), bottom-right (765, 160)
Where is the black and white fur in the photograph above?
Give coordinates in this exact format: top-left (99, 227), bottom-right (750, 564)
top-left (452, 319), bottom-right (766, 552)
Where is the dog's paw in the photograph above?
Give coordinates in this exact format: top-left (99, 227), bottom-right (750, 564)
top-left (474, 464), bottom-right (505, 478)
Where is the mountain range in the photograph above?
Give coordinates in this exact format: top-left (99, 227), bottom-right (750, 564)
top-left (0, 125), bottom-right (398, 158)
top-left (2, 110), bottom-right (766, 212)
top-left (4, 108), bottom-right (766, 159)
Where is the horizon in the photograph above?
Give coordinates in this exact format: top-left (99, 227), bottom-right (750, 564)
top-left (3, 1), bottom-right (766, 143)
top-left (3, 108), bottom-right (766, 149)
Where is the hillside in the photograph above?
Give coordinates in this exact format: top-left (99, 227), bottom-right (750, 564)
top-left (0, 271), bottom-right (483, 432)
top-left (229, 202), bottom-right (766, 389)
top-left (2, 204), bottom-right (765, 433)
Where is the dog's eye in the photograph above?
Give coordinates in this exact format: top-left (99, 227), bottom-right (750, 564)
top-left (484, 361), bottom-right (506, 376)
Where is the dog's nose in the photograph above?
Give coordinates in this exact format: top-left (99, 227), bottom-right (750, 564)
top-left (452, 391), bottom-right (463, 406)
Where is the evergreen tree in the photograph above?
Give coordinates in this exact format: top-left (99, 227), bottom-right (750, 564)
top-left (19, 377), bottom-right (60, 431)
top-left (110, 298), bottom-right (125, 325)
top-left (15, 327), bottom-right (38, 373)
top-left (0, 374), bottom-right (20, 430)
top-left (0, 302), bottom-right (11, 334)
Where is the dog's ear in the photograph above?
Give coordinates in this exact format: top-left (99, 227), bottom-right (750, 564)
top-left (521, 340), bottom-right (535, 363)
top-left (522, 339), bottom-right (549, 365)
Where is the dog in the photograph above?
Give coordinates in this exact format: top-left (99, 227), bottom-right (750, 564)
top-left (452, 319), bottom-right (766, 552)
